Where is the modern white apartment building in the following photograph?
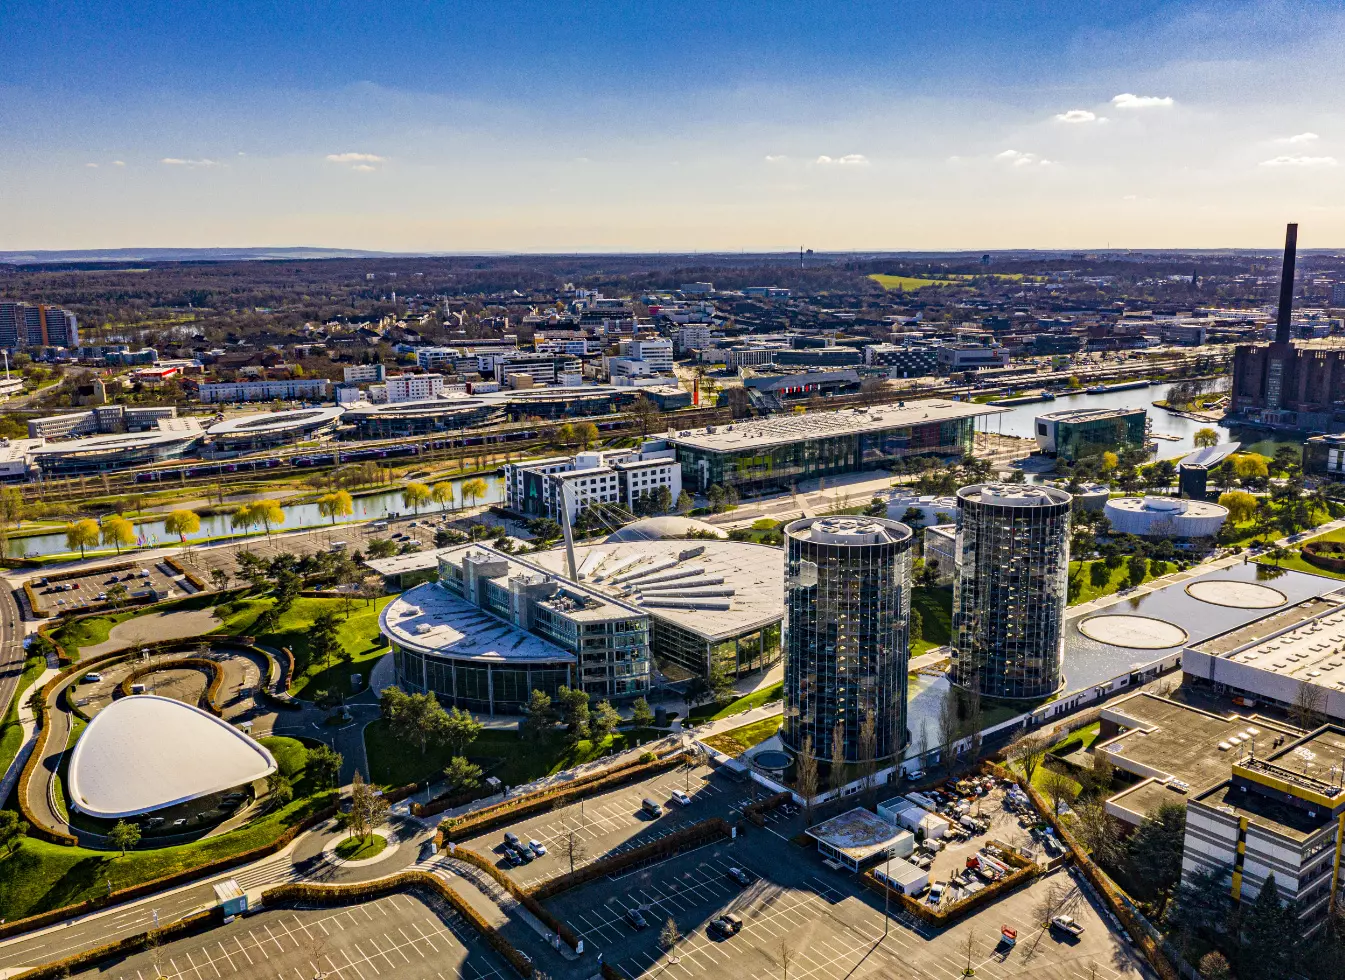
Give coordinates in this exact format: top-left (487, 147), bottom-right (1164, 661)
top-left (197, 379), bottom-right (331, 403)
top-left (505, 443), bottom-right (682, 522)
top-left (676, 324), bottom-right (712, 352)
top-left (617, 338), bottom-right (674, 373)
top-left (342, 364), bottom-right (387, 383)
top-left (385, 373), bottom-right (445, 403)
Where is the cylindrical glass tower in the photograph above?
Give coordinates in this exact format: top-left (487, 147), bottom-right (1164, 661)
top-left (782, 516), bottom-right (913, 764)
top-left (951, 484), bottom-right (1072, 699)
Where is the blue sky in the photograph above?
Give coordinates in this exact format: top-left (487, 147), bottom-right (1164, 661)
top-left (2, 1), bottom-right (1342, 251)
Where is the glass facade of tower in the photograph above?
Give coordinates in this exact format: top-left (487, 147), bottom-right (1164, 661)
top-left (782, 516), bottom-right (912, 764)
top-left (951, 484), bottom-right (1072, 700)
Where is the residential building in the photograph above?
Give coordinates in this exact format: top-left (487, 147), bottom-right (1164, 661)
top-left (0, 300), bottom-right (79, 348)
top-left (675, 324), bottom-right (712, 352)
top-left (783, 516), bottom-right (912, 763)
top-left (863, 343), bottom-right (939, 376)
top-left (343, 363), bottom-right (387, 383)
top-left (414, 347), bottom-right (461, 371)
top-left (493, 353), bottom-right (582, 386)
top-left (618, 338), bottom-right (674, 373)
top-left (535, 338), bottom-right (599, 356)
top-left (1034, 407), bottom-right (1148, 461)
top-left (385, 373), bottom-right (445, 403)
top-left (1332, 283), bottom-right (1345, 306)
top-left (197, 379), bottom-right (331, 403)
top-left (680, 282), bottom-right (714, 294)
top-left (668, 401), bottom-right (1004, 495)
top-left (950, 484), bottom-right (1071, 699)
top-left (504, 443), bottom-right (681, 523)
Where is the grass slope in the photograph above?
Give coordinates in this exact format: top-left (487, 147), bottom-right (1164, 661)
top-left (687, 682), bottom-right (783, 724)
top-left (912, 586), bottom-right (952, 656)
top-left (0, 655), bottom-right (47, 779)
top-left (702, 717), bottom-right (782, 758)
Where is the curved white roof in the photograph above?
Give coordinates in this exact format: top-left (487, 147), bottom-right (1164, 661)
top-left (207, 407), bottom-right (345, 436)
top-left (68, 695), bottom-right (276, 819)
top-left (606, 516), bottom-right (727, 541)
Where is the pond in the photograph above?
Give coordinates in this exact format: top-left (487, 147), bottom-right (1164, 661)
top-left (8, 473), bottom-right (504, 558)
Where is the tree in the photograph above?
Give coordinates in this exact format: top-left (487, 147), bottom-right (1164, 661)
top-left (1198, 952), bottom-right (1232, 980)
top-left (250, 499), bottom-right (285, 538)
top-left (348, 770), bottom-right (388, 841)
top-left (66, 519), bottom-right (99, 558)
top-left (1040, 767), bottom-right (1077, 817)
top-left (631, 696), bottom-right (655, 729)
top-left (1194, 427), bottom-right (1220, 448)
top-left (109, 819), bottom-right (141, 856)
top-left (830, 718), bottom-right (846, 791)
top-left (1239, 872), bottom-right (1301, 980)
top-left (628, 395), bottom-right (662, 438)
top-left (106, 582), bottom-right (129, 609)
top-left (556, 824), bottom-right (586, 873)
top-left (431, 481), bottom-right (455, 513)
top-left (164, 509), bottom-right (201, 545)
top-left (307, 744), bottom-right (343, 790)
top-left (556, 422), bottom-right (575, 447)
top-left (317, 490), bottom-right (353, 525)
top-left (1290, 682), bottom-right (1327, 730)
top-left (937, 684), bottom-right (961, 774)
top-left (706, 659), bottom-right (734, 704)
top-left (773, 939), bottom-right (797, 980)
top-left (859, 709), bottom-right (878, 799)
top-left (443, 706), bottom-right (483, 757)
top-left (442, 756), bottom-right (484, 794)
top-left (575, 421), bottom-right (599, 449)
top-left (555, 686), bottom-right (591, 743)
top-left (1071, 799), bottom-right (1122, 865)
top-left (1127, 801), bottom-right (1187, 917)
top-left (683, 673), bottom-right (713, 708)
top-left (461, 477), bottom-right (488, 509)
top-left (659, 917), bottom-right (681, 956)
top-left (267, 772), bottom-right (294, 807)
top-left (0, 810), bottom-right (29, 855)
top-left (528, 517), bottom-right (562, 543)
top-left (402, 482), bottom-right (432, 515)
top-left (1233, 454), bottom-right (1269, 485)
top-left (590, 700), bottom-right (621, 741)
top-left (101, 516), bottom-right (136, 555)
top-left (796, 735), bottom-right (818, 825)
top-left (1126, 555), bottom-right (1149, 588)
top-left (210, 568), bottom-right (231, 592)
top-left (675, 490), bottom-right (693, 515)
top-left (909, 607), bottom-right (924, 643)
top-left (521, 689), bottom-right (555, 743)
top-left (309, 610), bottom-right (342, 667)
top-left (365, 537), bottom-right (397, 559)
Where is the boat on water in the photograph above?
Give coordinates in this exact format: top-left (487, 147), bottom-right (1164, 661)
top-left (1086, 385), bottom-right (1108, 394)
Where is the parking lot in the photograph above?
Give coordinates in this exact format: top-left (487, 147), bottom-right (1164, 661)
top-left (72, 891), bottom-right (511, 980)
top-left (462, 762), bottom-right (749, 890)
top-left (28, 559), bottom-right (185, 614)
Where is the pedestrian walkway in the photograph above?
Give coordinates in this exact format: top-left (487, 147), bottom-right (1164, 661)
top-left (0, 666), bottom-right (57, 806)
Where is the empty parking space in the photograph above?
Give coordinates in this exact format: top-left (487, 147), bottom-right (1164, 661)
top-left (74, 891), bottom-right (510, 980)
top-left (29, 560), bottom-right (183, 615)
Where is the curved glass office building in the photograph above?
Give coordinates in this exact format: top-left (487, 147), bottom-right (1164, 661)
top-left (782, 516), bottom-right (913, 764)
top-left (951, 484), bottom-right (1072, 700)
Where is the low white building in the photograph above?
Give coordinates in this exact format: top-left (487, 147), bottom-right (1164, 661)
top-left (343, 364), bottom-right (386, 383)
top-left (1104, 496), bottom-right (1228, 538)
top-left (385, 373), bottom-right (445, 403)
top-left (618, 338), bottom-right (674, 373)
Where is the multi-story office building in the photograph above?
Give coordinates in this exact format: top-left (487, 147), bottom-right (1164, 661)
top-left (505, 444), bottom-right (681, 522)
top-left (618, 338), bottom-right (674, 373)
top-left (0, 301), bottom-right (79, 348)
top-left (668, 401), bottom-right (1003, 495)
top-left (384, 544), bottom-right (651, 712)
top-left (936, 344), bottom-right (1010, 373)
top-left (675, 324), bottom-right (712, 352)
top-left (343, 364), bottom-right (387, 383)
top-left (385, 373), bottom-right (445, 403)
top-left (782, 516), bottom-right (913, 764)
top-left (493, 353), bottom-right (582, 386)
top-left (28, 405), bottom-right (178, 441)
top-left (414, 347), bottom-right (462, 371)
top-left (1333, 283), bottom-right (1345, 307)
top-left (197, 379), bottom-right (331, 403)
top-left (922, 525), bottom-right (957, 585)
top-left (863, 343), bottom-right (939, 377)
top-left (1304, 433), bottom-right (1345, 481)
top-left (1034, 407), bottom-right (1148, 461)
top-left (950, 484), bottom-right (1071, 699)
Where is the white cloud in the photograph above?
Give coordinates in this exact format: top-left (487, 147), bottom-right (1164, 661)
top-left (161, 157), bottom-right (220, 167)
top-left (1259, 154), bottom-right (1338, 168)
top-left (764, 154), bottom-right (787, 163)
top-left (326, 152), bottom-right (385, 163)
top-left (816, 153), bottom-right (869, 166)
top-left (85, 162), bottom-right (98, 168)
top-left (112, 160), bottom-right (125, 167)
top-left (1275, 132), bottom-right (1319, 144)
top-left (1111, 93), bottom-right (1174, 109)
top-left (995, 149), bottom-right (1054, 168)
top-left (1053, 109), bottom-right (1105, 124)
top-left (352, 164), bottom-right (377, 173)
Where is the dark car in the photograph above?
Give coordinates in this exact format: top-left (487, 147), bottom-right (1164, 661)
top-left (727, 867), bottom-right (751, 887)
top-left (626, 908), bottom-right (648, 930)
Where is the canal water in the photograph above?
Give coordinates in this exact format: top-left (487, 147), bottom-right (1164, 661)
top-left (8, 473), bottom-right (504, 558)
top-left (981, 382), bottom-right (1302, 461)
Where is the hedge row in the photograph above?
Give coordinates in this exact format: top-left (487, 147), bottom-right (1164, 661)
top-left (164, 555), bottom-right (209, 590)
top-left (530, 817), bottom-right (732, 901)
top-left (263, 873), bottom-right (535, 978)
top-left (439, 747), bottom-right (685, 839)
top-left (743, 791), bottom-right (792, 827)
top-left (987, 761), bottom-right (1182, 980)
top-left (118, 657), bottom-right (225, 715)
top-left (11, 909), bottom-right (220, 980)
top-left (447, 847), bottom-right (580, 949)
top-left (413, 782), bottom-right (498, 818)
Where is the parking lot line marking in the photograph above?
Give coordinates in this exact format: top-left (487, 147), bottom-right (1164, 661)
top-left (351, 942), bottom-right (380, 976)
top-left (234, 935), bottom-right (254, 965)
top-left (215, 942), bottom-right (235, 971)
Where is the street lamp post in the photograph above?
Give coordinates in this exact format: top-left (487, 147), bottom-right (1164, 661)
top-left (883, 852), bottom-right (891, 938)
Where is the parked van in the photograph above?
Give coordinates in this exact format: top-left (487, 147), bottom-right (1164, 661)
top-left (130, 683), bottom-right (148, 694)
top-left (711, 913), bottom-right (743, 937)
top-left (641, 798), bottom-right (663, 818)
top-left (329, 541), bottom-right (348, 552)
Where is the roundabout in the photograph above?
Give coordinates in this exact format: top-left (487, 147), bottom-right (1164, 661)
top-left (1184, 579), bottom-right (1288, 609)
top-left (1077, 614), bottom-right (1190, 650)
top-left (323, 825), bottom-right (401, 867)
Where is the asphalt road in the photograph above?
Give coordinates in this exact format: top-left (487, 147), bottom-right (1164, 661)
top-left (0, 583), bottom-right (27, 735)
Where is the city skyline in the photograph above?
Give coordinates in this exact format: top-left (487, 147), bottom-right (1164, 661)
top-left (2, 1), bottom-right (1344, 251)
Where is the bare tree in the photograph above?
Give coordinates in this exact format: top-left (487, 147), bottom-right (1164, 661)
top-left (1026, 880), bottom-right (1081, 957)
top-left (859, 709), bottom-right (878, 801)
top-left (556, 825), bottom-right (587, 874)
top-left (961, 930), bottom-right (977, 977)
top-left (1070, 799), bottom-right (1121, 865)
top-left (771, 938), bottom-right (797, 980)
top-left (1040, 767), bottom-right (1078, 817)
top-left (1290, 683), bottom-right (1327, 731)
top-left (796, 735), bottom-right (818, 826)
top-left (1008, 732), bottom-right (1050, 786)
top-left (830, 718), bottom-right (846, 793)
top-left (659, 917), bottom-right (682, 962)
top-left (937, 685), bottom-right (961, 775)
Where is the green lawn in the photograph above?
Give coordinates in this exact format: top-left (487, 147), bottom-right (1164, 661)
top-left (335, 833), bottom-right (387, 861)
top-left (0, 736), bottom-right (334, 923)
top-left (362, 720), bottom-right (665, 789)
top-left (869, 273), bottom-right (959, 291)
top-left (1067, 559), bottom-right (1171, 606)
top-left (1258, 525), bottom-right (1345, 583)
top-left (1050, 721), bottom-right (1101, 755)
top-left (212, 594), bottom-right (394, 698)
top-left (701, 717), bottom-right (782, 758)
top-left (687, 682), bottom-right (784, 723)
top-left (912, 586), bottom-right (952, 656)
top-left (0, 654), bottom-right (47, 779)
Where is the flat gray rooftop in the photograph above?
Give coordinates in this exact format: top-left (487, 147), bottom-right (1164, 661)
top-left (666, 400), bottom-right (1004, 453)
top-left (380, 581), bottom-right (576, 663)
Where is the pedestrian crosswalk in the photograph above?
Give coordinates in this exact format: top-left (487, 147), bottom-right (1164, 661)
top-left (220, 858), bottom-right (302, 891)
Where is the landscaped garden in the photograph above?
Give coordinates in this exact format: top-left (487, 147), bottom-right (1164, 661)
top-left (701, 717), bottom-right (783, 758)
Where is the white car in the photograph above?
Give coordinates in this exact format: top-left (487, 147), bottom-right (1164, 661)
top-left (529, 839), bottom-right (547, 857)
top-left (671, 790), bottom-right (692, 807)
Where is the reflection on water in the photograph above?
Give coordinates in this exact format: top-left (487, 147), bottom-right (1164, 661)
top-left (7, 473), bottom-right (504, 558)
top-left (983, 382), bottom-right (1303, 461)
top-left (904, 562), bottom-right (1344, 757)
